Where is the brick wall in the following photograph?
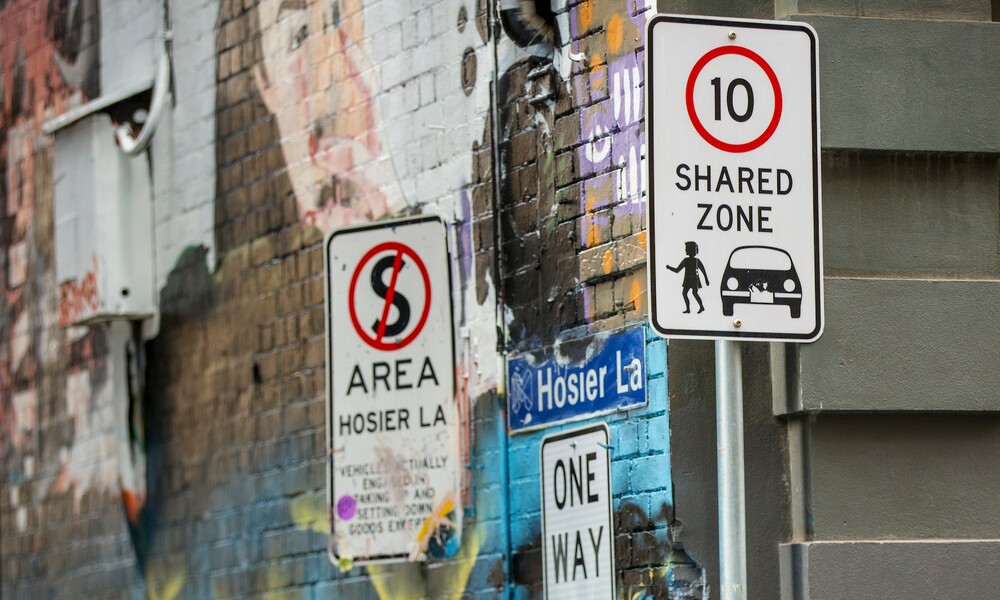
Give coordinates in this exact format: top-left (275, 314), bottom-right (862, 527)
top-left (0, 0), bottom-right (705, 598)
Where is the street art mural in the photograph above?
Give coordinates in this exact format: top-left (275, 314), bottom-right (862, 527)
top-left (246, 0), bottom-right (497, 588)
top-left (254, 0), bottom-right (400, 231)
top-left (571, 0), bottom-right (650, 326)
top-left (574, 1), bottom-right (648, 227)
top-left (489, 0), bottom-right (652, 348)
top-left (0, 0), bottom-right (161, 595)
top-left (0, 0), bottom-right (685, 596)
top-left (0, 0), bottom-right (114, 519)
top-left (95, 0), bottom-right (505, 596)
top-left (0, 0), bottom-right (161, 594)
top-left (485, 0), bottom-right (699, 596)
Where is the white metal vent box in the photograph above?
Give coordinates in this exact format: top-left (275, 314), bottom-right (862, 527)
top-left (52, 113), bottom-right (155, 326)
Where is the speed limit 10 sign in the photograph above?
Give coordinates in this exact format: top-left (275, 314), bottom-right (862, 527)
top-left (646, 15), bottom-right (823, 342)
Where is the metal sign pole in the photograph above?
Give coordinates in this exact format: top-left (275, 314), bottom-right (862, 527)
top-left (715, 339), bottom-right (747, 600)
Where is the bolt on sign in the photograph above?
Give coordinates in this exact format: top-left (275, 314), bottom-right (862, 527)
top-left (646, 15), bottom-right (823, 342)
top-left (326, 215), bottom-right (461, 563)
top-left (541, 424), bottom-right (615, 599)
top-left (507, 326), bottom-right (647, 433)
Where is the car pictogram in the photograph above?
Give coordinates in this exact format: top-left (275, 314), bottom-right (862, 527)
top-left (721, 246), bottom-right (802, 318)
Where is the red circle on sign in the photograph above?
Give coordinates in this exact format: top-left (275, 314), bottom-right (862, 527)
top-left (348, 242), bottom-right (431, 351)
top-left (685, 45), bottom-right (783, 153)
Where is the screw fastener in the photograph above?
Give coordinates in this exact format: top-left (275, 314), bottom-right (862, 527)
top-left (728, 31), bottom-right (737, 40)
top-left (733, 319), bottom-right (742, 328)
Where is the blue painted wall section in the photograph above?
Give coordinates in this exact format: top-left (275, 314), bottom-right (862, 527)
top-left (508, 326), bottom-right (684, 598)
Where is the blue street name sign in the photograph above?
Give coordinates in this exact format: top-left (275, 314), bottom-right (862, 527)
top-left (507, 326), bottom-right (647, 433)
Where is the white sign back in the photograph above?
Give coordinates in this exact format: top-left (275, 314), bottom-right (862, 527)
top-left (646, 15), bottom-right (823, 342)
top-left (541, 424), bottom-right (615, 599)
top-left (326, 215), bottom-right (461, 563)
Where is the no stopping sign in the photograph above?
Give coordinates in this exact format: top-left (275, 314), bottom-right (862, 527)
top-left (348, 241), bottom-right (431, 351)
top-left (326, 216), bottom-right (462, 564)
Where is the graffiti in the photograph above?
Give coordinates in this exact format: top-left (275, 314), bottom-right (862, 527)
top-left (118, 320), bottom-right (151, 568)
top-left (58, 254), bottom-right (98, 325)
top-left (365, 466), bottom-right (487, 599)
top-left (48, 0), bottom-right (101, 99)
top-left (410, 491), bottom-right (460, 560)
top-left (9, 389), bottom-right (37, 452)
top-left (146, 560), bottom-right (187, 600)
top-left (1, 0), bottom-right (107, 511)
top-left (513, 500), bottom-right (704, 599)
top-left (572, 0), bottom-right (651, 249)
top-left (50, 330), bottom-right (115, 512)
top-left (368, 522), bottom-right (483, 600)
top-left (290, 414), bottom-right (489, 600)
top-left (5, 0), bottom-right (673, 597)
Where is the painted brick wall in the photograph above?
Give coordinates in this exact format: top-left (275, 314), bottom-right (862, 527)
top-left (0, 0), bottom-right (144, 596)
top-left (0, 0), bottom-right (706, 598)
top-left (458, 0), bottom-right (700, 596)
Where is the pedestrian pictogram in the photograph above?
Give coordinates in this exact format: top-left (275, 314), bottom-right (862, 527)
top-left (349, 241), bottom-right (431, 351)
top-left (664, 241), bottom-right (710, 314)
top-left (646, 15), bottom-right (824, 342)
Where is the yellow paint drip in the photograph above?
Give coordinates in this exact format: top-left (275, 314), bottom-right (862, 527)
top-left (368, 563), bottom-right (426, 599)
top-left (147, 563), bottom-right (187, 600)
top-left (602, 249), bottom-right (614, 274)
top-left (607, 13), bottom-right (624, 54)
top-left (630, 278), bottom-right (643, 311)
top-left (579, 0), bottom-right (593, 31)
top-left (436, 527), bottom-right (483, 600)
top-left (290, 494), bottom-right (327, 534)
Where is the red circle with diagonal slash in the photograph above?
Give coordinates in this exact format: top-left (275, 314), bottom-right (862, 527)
top-left (686, 45), bottom-right (783, 153)
top-left (349, 242), bottom-right (431, 351)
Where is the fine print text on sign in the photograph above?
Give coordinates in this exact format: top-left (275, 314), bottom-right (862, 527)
top-left (326, 216), bottom-right (462, 564)
top-left (541, 424), bottom-right (616, 600)
top-left (507, 326), bottom-right (646, 433)
top-left (646, 15), bottom-right (823, 342)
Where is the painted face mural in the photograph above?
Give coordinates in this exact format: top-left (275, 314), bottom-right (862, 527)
top-left (256, 0), bottom-right (396, 231)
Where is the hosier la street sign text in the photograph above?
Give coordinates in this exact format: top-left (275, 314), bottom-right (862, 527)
top-left (646, 15), bottom-right (823, 342)
top-left (507, 326), bottom-right (646, 433)
top-left (326, 216), bottom-right (462, 564)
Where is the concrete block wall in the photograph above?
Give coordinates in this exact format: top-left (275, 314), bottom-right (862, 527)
top-left (780, 13), bottom-right (1000, 596)
top-left (657, 1), bottom-right (1000, 598)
